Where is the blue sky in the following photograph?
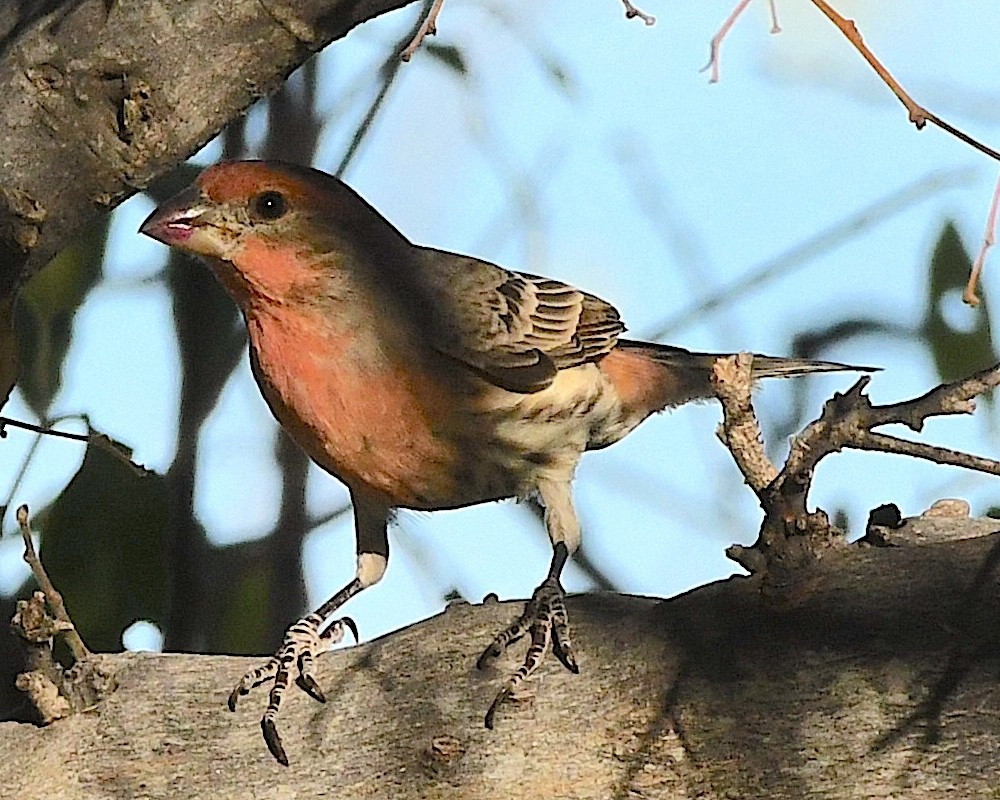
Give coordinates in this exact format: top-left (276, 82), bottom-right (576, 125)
top-left (3, 0), bottom-right (1000, 649)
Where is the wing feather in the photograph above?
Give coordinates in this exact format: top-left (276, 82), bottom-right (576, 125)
top-left (416, 248), bottom-right (625, 392)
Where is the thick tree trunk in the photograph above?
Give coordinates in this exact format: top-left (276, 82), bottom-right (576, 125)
top-left (3, 517), bottom-right (999, 799)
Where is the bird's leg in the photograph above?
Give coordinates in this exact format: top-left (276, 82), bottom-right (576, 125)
top-left (478, 479), bottom-right (580, 728)
top-left (228, 492), bottom-right (389, 766)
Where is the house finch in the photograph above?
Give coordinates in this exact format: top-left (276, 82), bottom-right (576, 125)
top-left (141, 160), bottom-right (863, 764)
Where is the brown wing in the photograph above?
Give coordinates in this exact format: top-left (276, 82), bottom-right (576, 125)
top-left (416, 248), bottom-right (625, 393)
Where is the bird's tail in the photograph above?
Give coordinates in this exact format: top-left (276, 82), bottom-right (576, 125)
top-left (608, 339), bottom-right (875, 411)
top-left (620, 340), bottom-right (874, 378)
top-left (740, 352), bottom-right (875, 379)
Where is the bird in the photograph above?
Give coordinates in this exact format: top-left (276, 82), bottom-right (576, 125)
top-left (140, 160), bottom-right (865, 765)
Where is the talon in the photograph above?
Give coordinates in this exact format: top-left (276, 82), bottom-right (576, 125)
top-left (476, 641), bottom-right (502, 671)
top-left (261, 717), bottom-right (289, 767)
top-left (551, 638), bottom-right (579, 674)
top-left (226, 613), bottom-right (337, 762)
top-left (340, 616), bottom-right (359, 643)
top-left (484, 688), bottom-right (509, 730)
top-left (296, 673), bottom-right (326, 703)
top-left (227, 686), bottom-right (244, 712)
top-left (480, 576), bottom-right (579, 726)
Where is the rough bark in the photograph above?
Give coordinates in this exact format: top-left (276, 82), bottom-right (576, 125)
top-left (3, 517), bottom-right (999, 799)
top-left (0, 0), bottom-right (422, 290)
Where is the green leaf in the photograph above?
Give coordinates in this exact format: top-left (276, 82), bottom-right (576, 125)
top-left (14, 220), bottom-right (107, 416)
top-left (26, 436), bottom-right (169, 652)
top-left (923, 221), bottom-right (996, 386)
top-left (425, 43), bottom-right (468, 78)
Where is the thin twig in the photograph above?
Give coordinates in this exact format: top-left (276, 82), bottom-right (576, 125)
top-left (622, 0), bottom-right (656, 26)
top-left (964, 172), bottom-right (1000, 306)
top-left (1, 414), bottom-right (146, 476)
top-left (810, 0), bottom-right (1000, 162)
top-left (400, 0), bottom-right (446, 61)
top-left (701, 0), bottom-right (752, 84)
top-left (0, 416), bottom-right (89, 444)
top-left (855, 430), bottom-right (1000, 476)
top-left (17, 504), bottom-right (91, 662)
top-left (766, 0), bottom-right (781, 34)
top-left (338, 7), bottom-right (431, 177)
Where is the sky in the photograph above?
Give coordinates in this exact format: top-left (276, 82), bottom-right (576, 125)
top-left (2, 0), bottom-right (1000, 651)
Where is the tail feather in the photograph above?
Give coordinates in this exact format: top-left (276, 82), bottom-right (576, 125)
top-left (606, 339), bottom-right (876, 412)
top-left (593, 341), bottom-right (877, 450)
top-left (744, 353), bottom-right (878, 379)
top-left (620, 340), bottom-right (876, 379)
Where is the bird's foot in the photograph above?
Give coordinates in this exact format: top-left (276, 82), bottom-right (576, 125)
top-left (477, 576), bottom-right (578, 728)
top-left (227, 614), bottom-right (358, 766)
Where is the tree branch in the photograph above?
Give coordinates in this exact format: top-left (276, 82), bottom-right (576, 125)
top-left (0, 0), bottom-right (418, 300)
top-left (15, 504), bottom-right (90, 662)
top-left (809, 0), bottom-right (1000, 162)
top-left (714, 358), bottom-right (1000, 580)
top-left (4, 523), bottom-right (1000, 797)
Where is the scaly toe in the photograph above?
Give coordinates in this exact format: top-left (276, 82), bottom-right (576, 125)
top-left (261, 716), bottom-right (289, 767)
top-left (481, 579), bottom-right (578, 728)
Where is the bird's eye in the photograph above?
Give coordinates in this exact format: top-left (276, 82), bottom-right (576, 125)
top-left (250, 190), bottom-right (287, 221)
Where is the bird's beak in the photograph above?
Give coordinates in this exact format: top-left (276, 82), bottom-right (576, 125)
top-left (139, 184), bottom-right (210, 248)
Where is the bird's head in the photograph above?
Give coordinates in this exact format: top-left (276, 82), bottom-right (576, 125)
top-left (140, 161), bottom-right (411, 306)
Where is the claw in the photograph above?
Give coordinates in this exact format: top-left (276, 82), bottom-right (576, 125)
top-left (296, 672), bottom-right (326, 703)
top-left (340, 616), bottom-right (359, 643)
top-left (480, 577), bottom-right (579, 726)
top-left (476, 641), bottom-right (502, 671)
top-left (218, 561), bottom-right (372, 765)
top-left (227, 685), bottom-right (244, 712)
top-left (551, 626), bottom-right (579, 674)
top-left (261, 717), bottom-right (289, 767)
top-left (553, 645), bottom-right (580, 674)
top-left (228, 657), bottom-right (279, 712)
top-left (477, 613), bottom-right (530, 670)
top-left (484, 688), bottom-right (510, 730)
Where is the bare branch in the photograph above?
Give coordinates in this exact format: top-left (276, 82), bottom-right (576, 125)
top-left (16, 505), bottom-right (90, 662)
top-left (810, 0), bottom-right (1000, 162)
top-left (0, 415), bottom-right (88, 444)
top-left (766, 0), bottom-right (781, 34)
top-left (964, 172), bottom-right (1000, 306)
top-left (400, 0), bottom-right (445, 61)
top-left (0, 0), bottom-right (421, 298)
top-left (701, 0), bottom-right (752, 84)
top-left (781, 364), bottom-right (1000, 492)
top-left (713, 361), bottom-right (1000, 579)
top-left (622, 0), bottom-right (656, 26)
top-left (855, 430), bottom-right (1000, 476)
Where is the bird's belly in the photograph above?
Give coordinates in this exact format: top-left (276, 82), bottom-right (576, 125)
top-left (246, 312), bottom-right (627, 509)
top-left (442, 365), bottom-right (626, 502)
